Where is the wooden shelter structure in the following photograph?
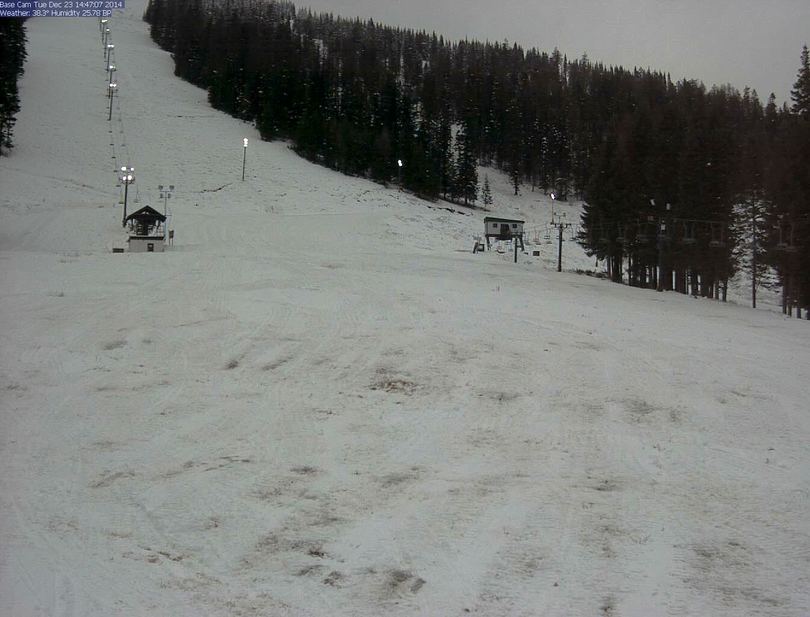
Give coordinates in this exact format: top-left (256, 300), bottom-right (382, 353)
top-left (125, 205), bottom-right (166, 253)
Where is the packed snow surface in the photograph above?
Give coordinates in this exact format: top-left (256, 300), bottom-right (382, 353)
top-left (1, 6), bottom-right (809, 617)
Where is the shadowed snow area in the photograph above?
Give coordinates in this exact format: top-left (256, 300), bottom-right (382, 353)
top-left (1, 6), bottom-right (809, 617)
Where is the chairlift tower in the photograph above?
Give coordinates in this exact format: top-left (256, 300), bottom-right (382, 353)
top-left (550, 213), bottom-right (571, 273)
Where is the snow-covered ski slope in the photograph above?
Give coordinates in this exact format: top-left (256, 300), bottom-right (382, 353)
top-left (1, 6), bottom-right (808, 617)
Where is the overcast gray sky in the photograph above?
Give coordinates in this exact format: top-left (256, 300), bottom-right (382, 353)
top-left (298, 0), bottom-right (808, 107)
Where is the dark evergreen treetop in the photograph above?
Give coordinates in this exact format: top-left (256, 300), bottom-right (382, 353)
top-left (791, 44), bottom-right (810, 118)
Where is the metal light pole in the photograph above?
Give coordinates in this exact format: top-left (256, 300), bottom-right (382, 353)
top-left (107, 82), bottom-right (117, 120)
top-left (108, 82), bottom-right (117, 120)
top-left (105, 42), bottom-right (114, 63)
top-left (397, 158), bottom-right (403, 186)
top-left (242, 138), bottom-right (248, 181)
top-left (158, 184), bottom-right (174, 216)
top-left (120, 166), bottom-right (134, 226)
top-left (107, 62), bottom-right (115, 87)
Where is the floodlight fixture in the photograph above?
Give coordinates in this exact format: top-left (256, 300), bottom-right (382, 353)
top-left (108, 82), bottom-right (117, 120)
top-left (120, 166), bottom-right (135, 225)
top-left (159, 184), bottom-right (175, 215)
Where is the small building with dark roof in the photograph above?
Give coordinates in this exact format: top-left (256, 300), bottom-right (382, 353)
top-left (126, 206), bottom-right (166, 253)
top-left (483, 217), bottom-right (525, 250)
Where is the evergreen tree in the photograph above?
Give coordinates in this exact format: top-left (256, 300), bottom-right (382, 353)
top-left (454, 123), bottom-right (478, 204)
top-left (509, 163), bottom-right (521, 196)
top-left (790, 44), bottom-right (810, 118)
top-left (481, 174), bottom-right (493, 209)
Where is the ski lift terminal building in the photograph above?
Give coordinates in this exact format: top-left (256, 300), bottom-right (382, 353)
top-left (483, 217), bottom-right (525, 250)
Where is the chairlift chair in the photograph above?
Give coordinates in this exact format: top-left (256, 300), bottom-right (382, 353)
top-left (598, 226), bottom-right (609, 245)
top-left (616, 224), bottom-right (628, 245)
top-left (709, 222), bottom-right (726, 248)
top-left (682, 221), bottom-right (696, 245)
top-left (657, 220), bottom-right (669, 242)
top-left (636, 221), bottom-right (650, 243)
top-left (776, 222), bottom-right (799, 252)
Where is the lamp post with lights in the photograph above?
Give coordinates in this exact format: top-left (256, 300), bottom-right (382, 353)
top-left (120, 166), bottom-right (134, 226)
top-left (241, 138), bottom-right (248, 181)
top-left (108, 82), bottom-right (117, 120)
top-left (158, 184), bottom-right (174, 216)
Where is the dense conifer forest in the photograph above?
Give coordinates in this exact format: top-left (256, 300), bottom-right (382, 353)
top-left (142, 0), bottom-right (809, 315)
top-left (0, 19), bottom-right (28, 155)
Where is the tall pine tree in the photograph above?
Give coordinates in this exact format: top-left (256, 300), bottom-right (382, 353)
top-left (790, 44), bottom-right (810, 118)
top-left (481, 174), bottom-right (493, 209)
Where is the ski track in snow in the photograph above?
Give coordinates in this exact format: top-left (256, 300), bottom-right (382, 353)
top-left (1, 6), bottom-right (809, 617)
